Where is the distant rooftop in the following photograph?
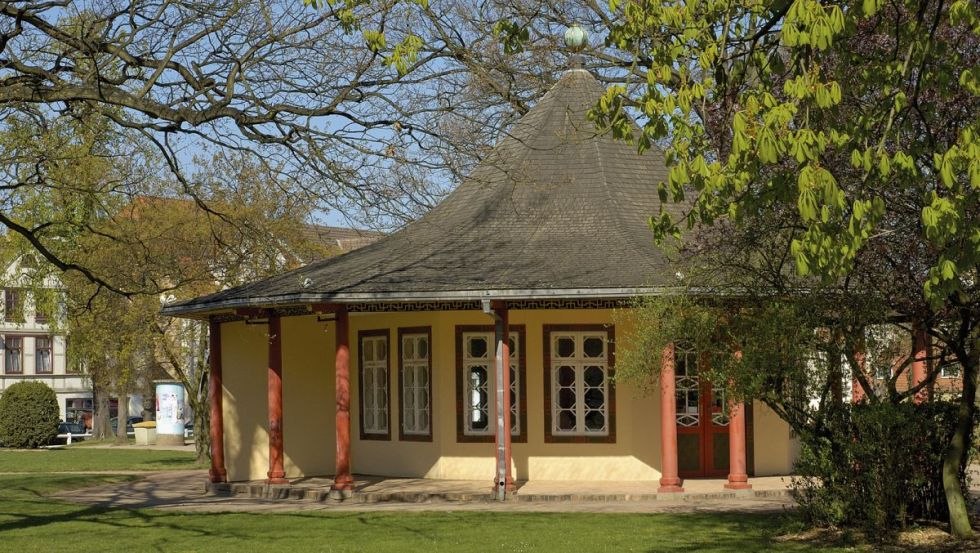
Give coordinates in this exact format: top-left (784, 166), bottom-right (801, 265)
top-left (301, 225), bottom-right (383, 253)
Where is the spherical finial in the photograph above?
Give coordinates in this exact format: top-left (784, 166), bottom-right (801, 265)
top-left (564, 24), bottom-right (588, 52)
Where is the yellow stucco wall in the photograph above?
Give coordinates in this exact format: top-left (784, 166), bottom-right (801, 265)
top-left (752, 401), bottom-right (798, 475)
top-left (219, 308), bottom-right (797, 482)
top-left (281, 315), bottom-right (335, 478)
top-left (221, 321), bottom-right (271, 481)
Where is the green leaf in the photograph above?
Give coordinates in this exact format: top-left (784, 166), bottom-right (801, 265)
top-left (940, 159), bottom-right (955, 188)
top-left (940, 259), bottom-right (957, 280)
top-left (850, 149), bottom-right (863, 169)
top-left (878, 154), bottom-right (891, 177)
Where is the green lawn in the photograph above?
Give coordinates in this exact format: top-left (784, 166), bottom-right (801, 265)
top-left (0, 472), bottom-right (865, 553)
top-left (0, 448), bottom-right (203, 472)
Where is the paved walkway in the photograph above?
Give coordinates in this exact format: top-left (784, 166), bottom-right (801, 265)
top-left (75, 442), bottom-right (197, 452)
top-left (54, 470), bottom-right (797, 514)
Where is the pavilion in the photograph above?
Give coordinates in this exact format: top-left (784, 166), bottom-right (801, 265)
top-left (163, 46), bottom-right (797, 498)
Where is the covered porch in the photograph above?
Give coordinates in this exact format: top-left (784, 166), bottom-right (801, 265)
top-left (204, 305), bottom-right (765, 499)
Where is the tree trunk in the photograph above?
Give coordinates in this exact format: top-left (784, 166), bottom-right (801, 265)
top-left (194, 366), bottom-right (211, 462)
top-left (187, 322), bottom-right (211, 462)
top-left (115, 390), bottom-right (129, 443)
top-left (943, 329), bottom-right (978, 538)
top-left (92, 383), bottom-right (110, 440)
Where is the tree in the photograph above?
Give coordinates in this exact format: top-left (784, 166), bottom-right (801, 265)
top-left (0, 0), bottom-right (589, 292)
top-left (3, 0), bottom-right (587, 459)
top-left (62, 152), bottom-right (335, 457)
top-left (578, 0), bottom-right (979, 537)
top-left (65, 288), bottom-right (158, 441)
top-left (139, 155), bottom-right (338, 460)
top-left (0, 91), bottom-right (338, 452)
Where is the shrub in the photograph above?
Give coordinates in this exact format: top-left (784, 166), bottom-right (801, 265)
top-left (791, 401), bottom-right (967, 538)
top-left (0, 381), bottom-right (60, 448)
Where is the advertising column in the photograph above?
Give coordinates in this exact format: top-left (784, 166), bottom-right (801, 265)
top-left (155, 380), bottom-right (186, 446)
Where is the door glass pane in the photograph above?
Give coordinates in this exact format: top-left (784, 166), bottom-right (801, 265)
top-left (713, 432), bottom-right (731, 473)
top-left (678, 433), bottom-right (701, 473)
top-left (711, 384), bottom-right (729, 426)
top-left (676, 376), bottom-right (700, 427)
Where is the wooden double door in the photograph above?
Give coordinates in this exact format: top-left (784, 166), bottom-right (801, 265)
top-left (673, 346), bottom-right (740, 478)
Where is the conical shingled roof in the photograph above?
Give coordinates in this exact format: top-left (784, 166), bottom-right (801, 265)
top-left (164, 69), bottom-right (684, 316)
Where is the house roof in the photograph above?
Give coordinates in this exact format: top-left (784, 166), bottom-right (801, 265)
top-left (300, 225), bottom-right (383, 253)
top-left (163, 68), bottom-right (684, 317)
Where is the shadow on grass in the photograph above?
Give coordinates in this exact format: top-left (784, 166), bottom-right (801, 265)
top-left (0, 475), bottom-right (221, 542)
top-left (0, 478), bottom-right (820, 553)
top-left (2, 473), bottom-right (976, 552)
top-left (259, 509), bottom-right (832, 552)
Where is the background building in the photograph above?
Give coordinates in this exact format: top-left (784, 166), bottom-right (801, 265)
top-left (0, 257), bottom-right (85, 422)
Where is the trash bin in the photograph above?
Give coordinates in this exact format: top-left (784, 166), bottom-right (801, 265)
top-left (133, 421), bottom-right (157, 445)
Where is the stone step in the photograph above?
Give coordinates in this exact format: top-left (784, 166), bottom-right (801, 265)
top-left (207, 482), bottom-right (791, 504)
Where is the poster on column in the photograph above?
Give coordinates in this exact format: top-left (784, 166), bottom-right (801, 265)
top-left (154, 380), bottom-right (186, 437)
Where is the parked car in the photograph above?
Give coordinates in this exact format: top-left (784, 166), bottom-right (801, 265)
top-left (109, 416), bottom-right (144, 434)
top-left (52, 421), bottom-right (87, 444)
top-left (58, 421), bottom-right (86, 434)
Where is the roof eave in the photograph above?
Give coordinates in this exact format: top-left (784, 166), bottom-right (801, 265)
top-left (160, 285), bottom-right (704, 318)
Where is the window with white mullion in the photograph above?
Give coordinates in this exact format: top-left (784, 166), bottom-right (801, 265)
top-left (35, 336), bottom-right (53, 374)
top-left (3, 335), bottom-right (23, 374)
top-left (401, 333), bottom-right (431, 436)
top-left (359, 334), bottom-right (389, 436)
top-left (462, 331), bottom-right (521, 436)
top-left (551, 332), bottom-right (608, 436)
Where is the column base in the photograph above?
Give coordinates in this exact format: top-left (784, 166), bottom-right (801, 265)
top-left (208, 467), bottom-right (227, 483)
top-left (331, 475), bottom-right (354, 492)
top-left (724, 475), bottom-right (752, 490)
top-left (490, 478), bottom-right (518, 495)
top-left (267, 470), bottom-right (288, 485)
top-left (658, 477), bottom-right (684, 493)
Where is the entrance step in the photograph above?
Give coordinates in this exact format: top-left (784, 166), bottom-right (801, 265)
top-left (207, 481), bottom-right (790, 504)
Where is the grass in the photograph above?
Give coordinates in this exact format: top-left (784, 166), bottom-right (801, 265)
top-left (0, 448), bottom-right (204, 472)
top-left (68, 437), bottom-right (137, 447)
top-left (5, 448), bottom-right (967, 552)
top-left (0, 474), bottom-right (860, 553)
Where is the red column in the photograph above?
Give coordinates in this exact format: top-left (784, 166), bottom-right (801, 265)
top-left (266, 312), bottom-right (288, 484)
top-left (208, 318), bottom-right (227, 483)
top-left (332, 306), bottom-right (353, 492)
top-left (725, 401), bottom-right (751, 490)
top-left (851, 346), bottom-right (866, 404)
top-left (911, 325), bottom-right (931, 403)
top-left (658, 343), bottom-right (684, 492)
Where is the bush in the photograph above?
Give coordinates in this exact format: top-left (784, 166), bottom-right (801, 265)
top-left (0, 381), bottom-right (60, 448)
top-left (791, 401), bottom-right (967, 538)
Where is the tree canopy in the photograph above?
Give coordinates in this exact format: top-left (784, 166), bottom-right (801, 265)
top-left (580, 0), bottom-right (978, 536)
